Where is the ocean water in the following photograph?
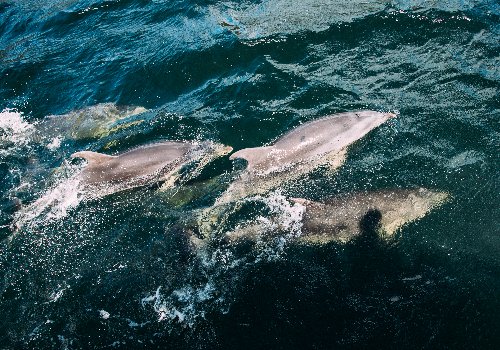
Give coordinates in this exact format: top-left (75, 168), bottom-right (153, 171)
top-left (0, 0), bottom-right (499, 349)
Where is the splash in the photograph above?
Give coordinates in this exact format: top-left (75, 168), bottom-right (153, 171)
top-left (142, 286), bottom-right (195, 325)
top-left (46, 136), bottom-right (62, 150)
top-left (258, 190), bottom-right (305, 237)
top-left (142, 192), bottom-right (305, 327)
top-left (0, 109), bottom-right (35, 147)
top-left (13, 162), bottom-right (85, 232)
top-left (223, 191), bottom-right (306, 253)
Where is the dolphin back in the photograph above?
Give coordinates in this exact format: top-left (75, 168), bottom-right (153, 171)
top-left (229, 146), bottom-right (274, 171)
top-left (273, 110), bottom-right (395, 151)
top-left (71, 151), bottom-right (116, 165)
top-left (229, 110), bottom-right (394, 175)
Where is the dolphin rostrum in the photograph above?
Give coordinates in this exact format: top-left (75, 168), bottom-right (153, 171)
top-left (225, 188), bottom-right (449, 244)
top-left (217, 110), bottom-right (396, 205)
top-left (72, 141), bottom-right (232, 199)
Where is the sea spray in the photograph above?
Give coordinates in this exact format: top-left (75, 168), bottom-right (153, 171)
top-left (142, 191), bottom-right (306, 326)
top-left (0, 109), bottom-right (35, 149)
top-left (13, 161), bottom-right (85, 232)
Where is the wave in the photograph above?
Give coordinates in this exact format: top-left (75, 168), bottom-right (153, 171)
top-left (142, 191), bottom-right (306, 326)
top-left (213, 0), bottom-right (496, 40)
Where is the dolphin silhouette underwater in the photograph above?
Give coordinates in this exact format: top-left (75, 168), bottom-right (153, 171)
top-left (39, 103), bottom-right (147, 141)
top-left (216, 110), bottom-right (396, 205)
top-left (72, 140), bottom-right (232, 199)
top-left (291, 188), bottom-right (449, 243)
top-left (224, 188), bottom-right (449, 244)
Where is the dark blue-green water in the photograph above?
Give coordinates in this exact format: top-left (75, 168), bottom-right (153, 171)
top-left (1, 0), bottom-right (499, 349)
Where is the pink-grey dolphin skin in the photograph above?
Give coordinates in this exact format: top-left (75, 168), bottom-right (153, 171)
top-left (217, 110), bottom-right (396, 205)
top-left (72, 141), bottom-right (232, 199)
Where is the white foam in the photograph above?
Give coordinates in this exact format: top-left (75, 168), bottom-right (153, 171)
top-left (141, 194), bottom-right (305, 327)
top-left (142, 282), bottom-right (219, 326)
top-left (259, 190), bottom-right (305, 236)
top-left (126, 319), bottom-right (150, 328)
top-left (402, 274), bottom-right (422, 282)
top-left (141, 287), bottom-right (174, 322)
top-left (13, 162), bottom-right (85, 230)
top-left (127, 320), bottom-right (139, 327)
top-left (46, 136), bottom-right (62, 150)
top-left (49, 284), bottom-right (69, 302)
top-left (0, 109), bottom-right (35, 146)
top-left (99, 310), bottom-right (110, 320)
top-left (231, 191), bottom-right (306, 262)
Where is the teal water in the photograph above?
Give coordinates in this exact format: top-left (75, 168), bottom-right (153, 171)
top-left (1, 0), bottom-right (499, 349)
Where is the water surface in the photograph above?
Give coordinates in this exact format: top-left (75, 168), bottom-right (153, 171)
top-left (0, 0), bottom-right (499, 348)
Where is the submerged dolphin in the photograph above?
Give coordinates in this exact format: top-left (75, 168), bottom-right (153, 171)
top-left (72, 141), bottom-right (232, 199)
top-left (292, 188), bottom-right (449, 243)
top-left (217, 110), bottom-right (396, 205)
top-left (224, 188), bottom-right (448, 244)
top-left (39, 103), bottom-right (147, 141)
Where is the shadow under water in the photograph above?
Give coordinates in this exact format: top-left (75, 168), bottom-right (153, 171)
top-left (348, 209), bottom-right (401, 291)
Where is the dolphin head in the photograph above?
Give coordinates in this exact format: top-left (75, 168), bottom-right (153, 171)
top-left (411, 188), bottom-right (450, 210)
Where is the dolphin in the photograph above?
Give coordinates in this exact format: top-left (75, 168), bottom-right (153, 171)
top-left (292, 188), bottom-right (449, 243)
top-left (225, 188), bottom-right (449, 244)
top-left (72, 141), bottom-right (232, 199)
top-left (39, 103), bottom-right (147, 141)
top-left (217, 110), bottom-right (396, 205)
top-left (198, 110), bottom-right (396, 235)
top-left (11, 140), bottom-right (234, 232)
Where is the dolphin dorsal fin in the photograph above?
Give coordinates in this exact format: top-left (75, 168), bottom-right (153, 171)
top-left (229, 146), bottom-right (273, 171)
top-left (71, 151), bottom-right (115, 165)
